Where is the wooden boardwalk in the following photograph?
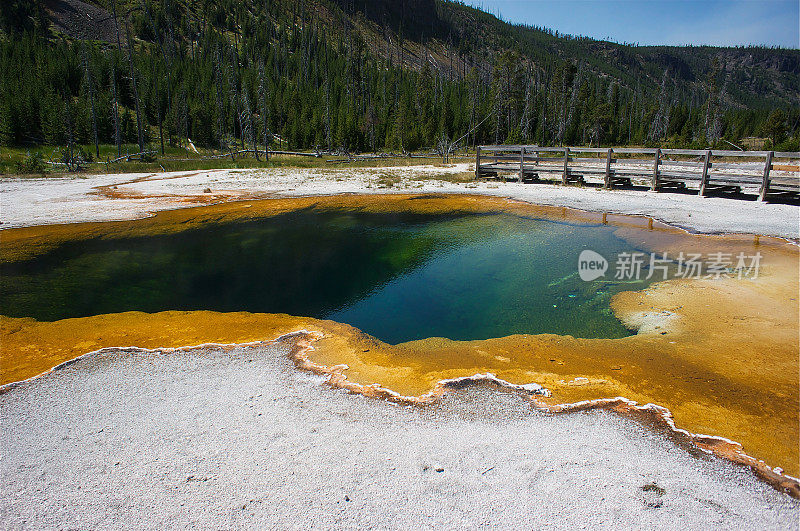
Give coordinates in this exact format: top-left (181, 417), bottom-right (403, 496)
top-left (475, 145), bottom-right (800, 200)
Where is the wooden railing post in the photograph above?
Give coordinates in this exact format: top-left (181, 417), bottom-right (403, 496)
top-left (519, 146), bottom-right (525, 182)
top-left (650, 148), bottom-right (661, 191)
top-left (759, 151), bottom-right (773, 201)
top-left (604, 148), bottom-right (613, 188)
top-left (699, 149), bottom-right (712, 196)
top-left (474, 146), bottom-right (481, 180)
top-left (562, 147), bottom-right (569, 185)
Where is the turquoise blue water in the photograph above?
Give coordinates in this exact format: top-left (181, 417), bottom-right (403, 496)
top-left (0, 210), bottom-right (655, 342)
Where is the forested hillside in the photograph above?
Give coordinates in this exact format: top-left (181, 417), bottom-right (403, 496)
top-left (1, 0), bottom-right (798, 159)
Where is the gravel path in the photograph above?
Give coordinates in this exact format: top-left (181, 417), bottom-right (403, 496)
top-left (2, 341), bottom-right (797, 529)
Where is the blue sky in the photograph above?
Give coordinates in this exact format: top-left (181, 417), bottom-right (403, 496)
top-left (461, 0), bottom-right (800, 48)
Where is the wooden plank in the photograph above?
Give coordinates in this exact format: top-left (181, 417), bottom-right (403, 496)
top-left (522, 154), bottom-right (557, 161)
top-left (709, 161), bottom-right (764, 170)
top-left (660, 148), bottom-right (707, 157)
top-left (519, 146), bottom-right (525, 181)
top-left (524, 163), bottom-right (561, 169)
top-left (658, 160), bottom-right (706, 168)
top-left (604, 148), bottom-right (613, 188)
top-left (481, 164), bottom-right (521, 171)
top-left (759, 151), bottom-right (773, 201)
top-left (564, 167), bottom-right (609, 175)
top-left (708, 172), bottom-right (762, 188)
top-left (613, 158), bottom-right (661, 165)
top-left (528, 146), bottom-right (566, 153)
top-left (562, 147), bottom-right (569, 185)
top-left (772, 164), bottom-right (800, 172)
top-left (650, 148), bottom-right (661, 191)
top-left (699, 150), bottom-right (711, 196)
top-left (484, 164), bottom-right (577, 175)
top-left (525, 168), bottom-right (563, 175)
top-left (612, 147), bottom-right (659, 155)
top-left (569, 156), bottom-right (607, 163)
top-left (768, 182), bottom-right (800, 191)
top-left (772, 151), bottom-right (800, 158)
top-left (523, 157), bottom-right (562, 164)
top-left (485, 155), bottom-right (531, 162)
top-left (637, 171), bottom-right (763, 184)
top-left (610, 167), bottom-right (658, 176)
top-left (563, 147), bottom-right (609, 154)
top-left (525, 161), bottom-right (563, 167)
top-left (659, 172), bottom-right (701, 181)
top-left (480, 145), bottom-right (523, 151)
top-left (475, 146), bottom-right (481, 180)
top-left (769, 175), bottom-right (800, 185)
top-left (710, 149), bottom-right (768, 157)
top-left (482, 145), bottom-right (559, 153)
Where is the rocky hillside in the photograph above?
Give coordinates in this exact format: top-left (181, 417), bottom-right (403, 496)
top-left (1, 0), bottom-right (797, 152)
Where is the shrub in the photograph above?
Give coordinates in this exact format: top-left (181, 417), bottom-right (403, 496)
top-left (775, 137), bottom-right (799, 152)
top-left (15, 151), bottom-right (47, 174)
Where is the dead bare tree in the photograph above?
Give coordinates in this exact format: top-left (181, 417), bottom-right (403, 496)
top-left (563, 62), bottom-right (583, 143)
top-left (709, 73), bottom-right (728, 143)
top-left (241, 90), bottom-right (258, 160)
top-left (556, 85), bottom-right (567, 144)
top-left (468, 69), bottom-right (478, 147)
top-left (436, 134), bottom-right (453, 163)
top-left (258, 61), bottom-right (270, 160)
top-left (179, 89), bottom-right (189, 148)
top-left (213, 48), bottom-right (227, 155)
top-left (493, 95), bottom-right (501, 144)
top-left (324, 67), bottom-right (332, 150)
top-left (157, 91), bottom-right (165, 155)
top-left (63, 103), bottom-right (76, 171)
top-left (143, 0), bottom-right (174, 145)
top-left (110, 0), bottom-right (122, 53)
top-left (648, 69), bottom-right (671, 141)
top-left (124, 15), bottom-right (145, 152)
top-left (110, 68), bottom-right (121, 157)
top-left (519, 67), bottom-right (535, 140)
top-left (437, 109), bottom-right (494, 163)
top-left (82, 47), bottom-right (99, 159)
top-left (227, 48), bottom-right (243, 152)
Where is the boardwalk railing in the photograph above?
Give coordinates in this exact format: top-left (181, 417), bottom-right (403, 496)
top-left (475, 145), bottom-right (800, 200)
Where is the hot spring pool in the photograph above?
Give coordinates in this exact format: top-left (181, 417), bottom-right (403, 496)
top-left (0, 209), bottom-right (662, 343)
